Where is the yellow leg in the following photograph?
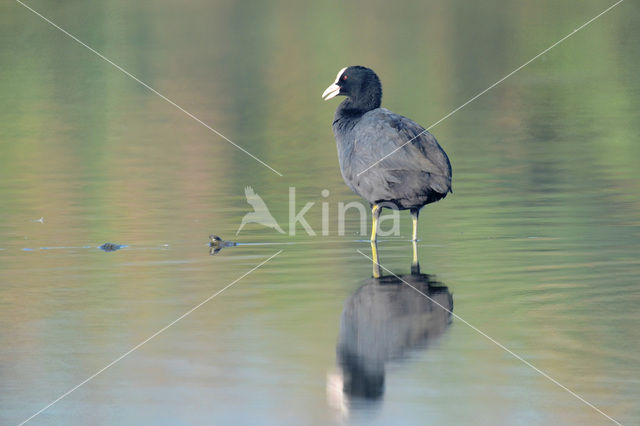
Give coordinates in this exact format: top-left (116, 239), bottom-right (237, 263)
top-left (411, 240), bottom-right (420, 275)
top-left (370, 204), bottom-right (380, 242)
top-left (371, 241), bottom-right (381, 278)
top-left (411, 210), bottom-right (419, 242)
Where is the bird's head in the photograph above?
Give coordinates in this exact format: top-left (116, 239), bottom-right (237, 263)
top-left (322, 66), bottom-right (382, 113)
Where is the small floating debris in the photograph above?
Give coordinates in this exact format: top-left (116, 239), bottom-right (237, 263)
top-left (209, 235), bottom-right (237, 255)
top-left (99, 242), bottom-right (125, 252)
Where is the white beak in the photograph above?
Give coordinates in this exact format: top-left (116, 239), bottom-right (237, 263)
top-left (322, 66), bottom-right (347, 101)
top-left (322, 83), bottom-right (340, 100)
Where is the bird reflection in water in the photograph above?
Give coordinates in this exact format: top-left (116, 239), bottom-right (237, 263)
top-left (328, 242), bottom-right (453, 415)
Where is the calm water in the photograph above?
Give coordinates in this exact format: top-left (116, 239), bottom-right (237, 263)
top-left (2, 0), bottom-right (640, 424)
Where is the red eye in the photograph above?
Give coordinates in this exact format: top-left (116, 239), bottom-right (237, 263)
top-left (343, 75), bottom-right (348, 80)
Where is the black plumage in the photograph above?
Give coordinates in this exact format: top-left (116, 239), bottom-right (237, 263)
top-left (322, 66), bottom-right (452, 241)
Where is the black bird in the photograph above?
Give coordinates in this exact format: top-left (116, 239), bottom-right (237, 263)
top-left (336, 242), bottom-right (453, 401)
top-left (322, 66), bottom-right (452, 241)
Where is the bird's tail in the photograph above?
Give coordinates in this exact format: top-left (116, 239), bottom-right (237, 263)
top-left (236, 220), bottom-right (246, 236)
top-left (272, 223), bottom-right (286, 234)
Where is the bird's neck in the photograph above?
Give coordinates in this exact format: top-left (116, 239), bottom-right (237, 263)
top-left (335, 90), bottom-right (381, 120)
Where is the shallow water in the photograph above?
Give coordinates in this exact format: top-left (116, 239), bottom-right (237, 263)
top-left (2, 0), bottom-right (640, 424)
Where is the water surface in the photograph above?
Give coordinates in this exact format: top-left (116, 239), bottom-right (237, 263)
top-left (1, 0), bottom-right (639, 424)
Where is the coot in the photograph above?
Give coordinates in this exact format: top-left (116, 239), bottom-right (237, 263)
top-left (322, 66), bottom-right (452, 241)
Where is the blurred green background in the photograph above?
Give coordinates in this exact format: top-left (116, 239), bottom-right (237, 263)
top-left (1, 0), bottom-right (639, 424)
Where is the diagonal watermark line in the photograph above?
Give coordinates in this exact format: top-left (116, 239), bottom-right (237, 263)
top-left (357, 249), bottom-right (621, 425)
top-left (15, 0), bottom-right (283, 177)
top-left (357, 0), bottom-right (625, 177)
top-left (17, 250), bottom-right (283, 426)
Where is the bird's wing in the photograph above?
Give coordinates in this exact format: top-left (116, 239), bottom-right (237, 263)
top-left (351, 109), bottom-right (452, 196)
top-left (244, 186), bottom-right (270, 211)
top-left (391, 114), bottom-right (451, 179)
